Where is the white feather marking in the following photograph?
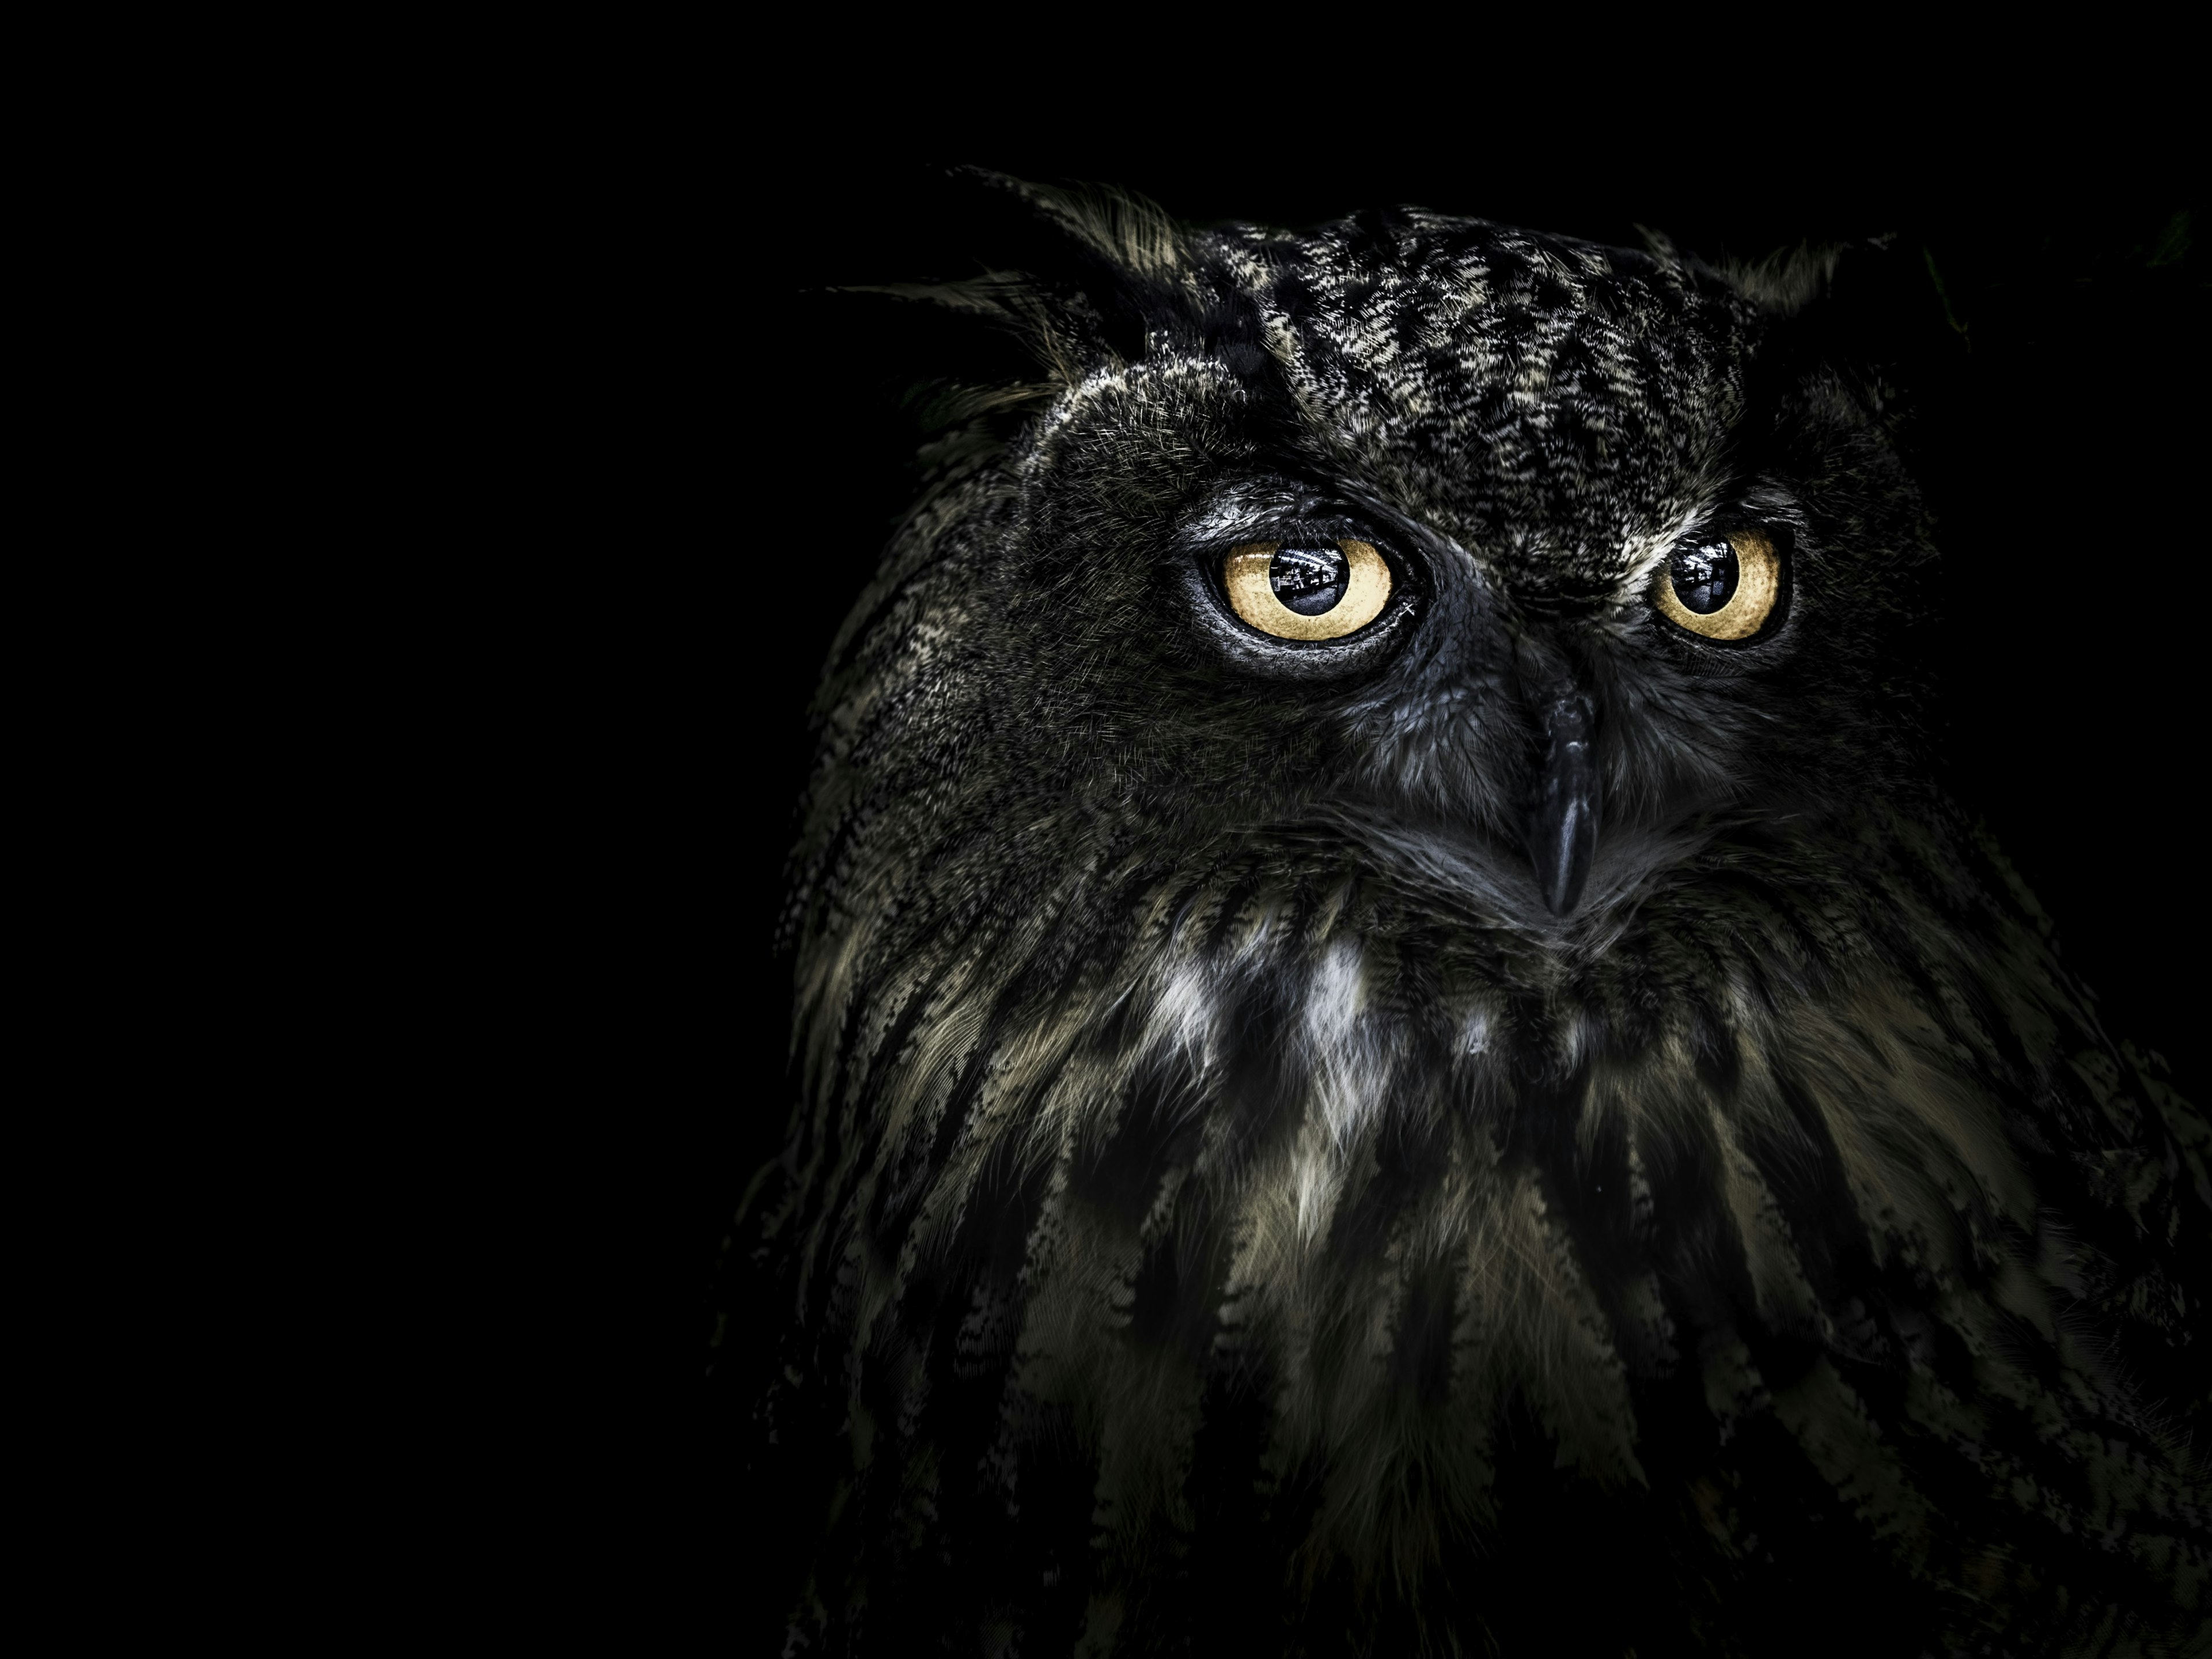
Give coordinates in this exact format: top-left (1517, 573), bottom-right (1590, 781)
top-left (1305, 941), bottom-right (1378, 1147)
top-left (1150, 960), bottom-right (1218, 1069)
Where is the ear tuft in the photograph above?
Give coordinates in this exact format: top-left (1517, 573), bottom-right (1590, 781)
top-left (827, 171), bottom-right (1191, 416)
top-left (837, 272), bottom-right (1095, 404)
top-left (1727, 234), bottom-right (1936, 457)
top-left (1633, 224), bottom-right (1683, 270)
top-left (1719, 243), bottom-right (1850, 315)
top-left (953, 169), bottom-right (1185, 281)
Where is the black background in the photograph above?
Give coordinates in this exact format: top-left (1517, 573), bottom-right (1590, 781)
top-left (549, 130), bottom-right (2199, 1634)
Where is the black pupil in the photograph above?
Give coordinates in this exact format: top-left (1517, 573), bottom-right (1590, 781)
top-left (1270, 544), bottom-right (1348, 615)
top-left (1670, 541), bottom-right (1738, 614)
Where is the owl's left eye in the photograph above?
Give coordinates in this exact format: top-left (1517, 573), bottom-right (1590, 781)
top-left (1224, 540), bottom-right (1392, 641)
top-left (1653, 529), bottom-right (1783, 641)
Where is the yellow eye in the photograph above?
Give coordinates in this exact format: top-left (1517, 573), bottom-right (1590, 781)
top-left (1224, 539), bottom-right (1392, 641)
top-left (1653, 529), bottom-right (1782, 641)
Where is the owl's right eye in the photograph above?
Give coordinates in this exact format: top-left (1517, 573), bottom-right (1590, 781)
top-left (1224, 540), bottom-right (1392, 641)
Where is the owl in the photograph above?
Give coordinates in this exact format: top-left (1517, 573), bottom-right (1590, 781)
top-left (721, 173), bottom-right (2211, 1656)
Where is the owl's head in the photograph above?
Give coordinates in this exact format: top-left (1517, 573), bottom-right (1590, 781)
top-left (820, 175), bottom-right (1933, 944)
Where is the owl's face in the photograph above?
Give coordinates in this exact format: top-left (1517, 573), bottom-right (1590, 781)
top-left (933, 214), bottom-right (1930, 944)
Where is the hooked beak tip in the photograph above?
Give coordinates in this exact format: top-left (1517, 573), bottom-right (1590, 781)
top-left (1527, 690), bottom-right (1599, 918)
top-left (1539, 798), bottom-right (1594, 915)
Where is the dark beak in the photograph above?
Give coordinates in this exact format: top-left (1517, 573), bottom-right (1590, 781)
top-left (1528, 688), bottom-right (1598, 915)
